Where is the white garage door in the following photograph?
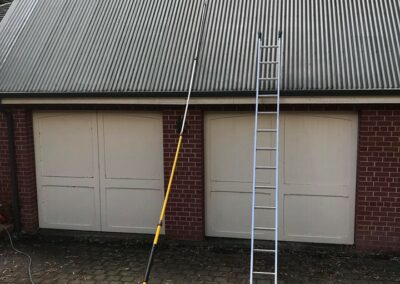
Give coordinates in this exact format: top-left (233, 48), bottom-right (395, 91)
top-left (205, 112), bottom-right (357, 244)
top-left (34, 111), bottom-right (164, 233)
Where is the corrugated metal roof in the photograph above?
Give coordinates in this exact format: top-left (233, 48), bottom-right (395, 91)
top-left (0, 3), bottom-right (11, 22)
top-left (0, 0), bottom-right (399, 94)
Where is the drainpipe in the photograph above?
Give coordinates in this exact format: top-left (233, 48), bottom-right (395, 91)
top-left (0, 101), bottom-right (21, 233)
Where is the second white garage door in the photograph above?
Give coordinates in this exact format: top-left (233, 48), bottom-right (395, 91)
top-left (205, 112), bottom-right (358, 244)
top-left (34, 111), bottom-right (164, 233)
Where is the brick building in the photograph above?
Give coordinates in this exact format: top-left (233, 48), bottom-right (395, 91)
top-left (0, 0), bottom-right (399, 251)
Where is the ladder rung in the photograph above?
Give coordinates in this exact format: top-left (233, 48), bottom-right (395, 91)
top-left (260, 61), bottom-right (278, 64)
top-left (253, 271), bottom-right (276, 275)
top-left (259, 77), bottom-right (278, 81)
top-left (256, 147), bottom-right (276, 151)
top-left (255, 185), bottom-right (276, 189)
top-left (258, 94), bottom-right (277, 98)
top-left (255, 166), bottom-right (276, 170)
top-left (254, 206), bottom-right (276, 210)
top-left (261, 45), bottom-right (279, 48)
top-left (253, 249), bottom-right (275, 253)
top-left (258, 111), bottom-right (277, 115)
top-left (254, 227), bottom-right (276, 231)
top-left (257, 129), bottom-right (277, 132)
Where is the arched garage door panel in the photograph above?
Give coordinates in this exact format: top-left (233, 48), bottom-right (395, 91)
top-left (281, 114), bottom-right (357, 243)
top-left (205, 112), bottom-right (357, 244)
top-left (34, 111), bottom-right (164, 233)
top-left (98, 112), bottom-right (164, 233)
top-left (205, 113), bottom-right (275, 240)
top-left (34, 112), bottom-right (100, 231)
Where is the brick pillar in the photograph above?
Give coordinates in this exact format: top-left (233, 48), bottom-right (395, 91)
top-left (356, 109), bottom-right (400, 251)
top-left (0, 112), bottom-right (12, 214)
top-left (14, 109), bottom-right (38, 233)
top-left (163, 108), bottom-right (204, 241)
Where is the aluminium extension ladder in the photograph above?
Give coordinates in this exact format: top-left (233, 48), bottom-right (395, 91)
top-left (250, 32), bottom-right (283, 284)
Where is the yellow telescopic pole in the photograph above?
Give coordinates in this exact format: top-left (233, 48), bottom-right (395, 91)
top-left (142, 135), bottom-right (182, 284)
top-left (153, 135), bottom-right (182, 245)
top-left (142, 1), bottom-right (208, 283)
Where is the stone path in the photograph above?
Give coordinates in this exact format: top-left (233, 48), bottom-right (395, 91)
top-left (1, 233), bottom-right (400, 283)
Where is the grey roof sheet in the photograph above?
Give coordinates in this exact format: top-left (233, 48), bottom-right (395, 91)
top-left (0, 0), bottom-right (399, 94)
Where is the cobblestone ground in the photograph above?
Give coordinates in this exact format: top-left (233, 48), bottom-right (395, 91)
top-left (1, 233), bottom-right (400, 284)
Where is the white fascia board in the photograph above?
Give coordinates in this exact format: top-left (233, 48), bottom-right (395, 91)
top-left (1, 96), bottom-right (400, 105)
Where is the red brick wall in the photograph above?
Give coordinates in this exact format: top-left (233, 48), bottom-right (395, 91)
top-left (2, 104), bottom-right (400, 250)
top-left (357, 109), bottom-right (400, 251)
top-left (163, 108), bottom-right (204, 240)
top-left (0, 112), bottom-right (12, 214)
top-left (2, 106), bottom-right (205, 238)
top-left (14, 109), bottom-right (38, 232)
top-left (0, 109), bottom-right (38, 232)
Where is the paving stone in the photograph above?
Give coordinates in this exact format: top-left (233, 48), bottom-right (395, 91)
top-left (121, 276), bottom-right (135, 282)
top-left (94, 275), bottom-right (107, 280)
top-left (107, 275), bottom-right (121, 281)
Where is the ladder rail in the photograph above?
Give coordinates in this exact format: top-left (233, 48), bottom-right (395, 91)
top-left (250, 32), bottom-right (282, 284)
top-left (249, 34), bottom-right (261, 284)
top-left (274, 32), bottom-right (283, 284)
